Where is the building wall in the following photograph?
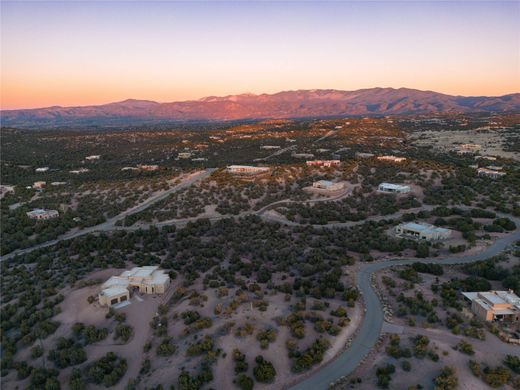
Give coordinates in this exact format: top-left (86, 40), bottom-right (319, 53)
top-left (99, 291), bottom-right (130, 307)
top-left (471, 301), bottom-right (493, 321)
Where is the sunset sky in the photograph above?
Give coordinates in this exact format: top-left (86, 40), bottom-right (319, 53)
top-left (1, 1), bottom-right (519, 109)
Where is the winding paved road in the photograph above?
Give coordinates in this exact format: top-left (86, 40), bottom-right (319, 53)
top-left (289, 216), bottom-right (520, 390)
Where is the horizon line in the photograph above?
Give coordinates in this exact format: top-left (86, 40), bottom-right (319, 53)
top-left (2, 86), bottom-right (520, 111)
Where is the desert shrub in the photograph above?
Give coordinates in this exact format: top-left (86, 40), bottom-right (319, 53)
top-left (482, 366), bottom-right (511, 388)
top-left (433, 366), bottom-right (458, 390)
top-left (454, 340), bottom-right (474, 355)
top-left (186, 336), bottom-right (214, 356)
top-left (114, 324), bottom-right (133, 343)
top-left (253, 355), bottom-right (276, 383)
top-left (234, 374), bottom-right (254, 390)
top-left (504, 354), bottom-right (520, 374)
top-left (48, 337), bottom-right (87, 369)
top-left (376, 364), bottom-right (395, 388)
top-left (87, 352), bottom-right (127, 387)
top-left (256, 328), bottom-right (277, 349)
top-left (157, 338), bottom-right (177, 356)
top-left (233, 349), bottom-right (249, 374)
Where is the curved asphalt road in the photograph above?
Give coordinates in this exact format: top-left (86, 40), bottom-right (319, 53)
top-left (290, 216), bottom-right (520, 390)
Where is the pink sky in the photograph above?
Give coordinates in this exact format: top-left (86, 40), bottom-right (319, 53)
top-left (1, 1), bottom-right (519, 109)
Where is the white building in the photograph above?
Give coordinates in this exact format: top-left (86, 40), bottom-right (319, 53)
top-left (138, 164), bottom-right (159, 171)
top-left (356, 152), bottom-right (375, 158)
top-left (292, 153), bottom-right (315, 159)
top-left (70, 168), bottom-right (90, 174)
top-left (26, 208), bottom-right (59, 220)
top-left (306, 160), bottom-right (341, 168)
top-left (260, 146), bottom-right (281, 150)
top-left (462, 290), bottom-right (520, 322)
top-left (35, 167), bottom-right (49, 172)
top-left (395, 222), bottom-right (452, 241)
top-left (477, 168), bottom-right (506, 179)
top-left (98, 266), bottom-right (171, 307)
top-left (85, 155), bottom-right (101, 160)
top-left (378, 183), bottom-right (411, 194)
top-left (177, 152), bottom-right (192, 159)
top-left (51, 182), bottom-right (67, 186)
top-left (226, 165), bottom-right (270, 175)
top-left (312, 180), bottom-right (345, 191)
top-left (377, 155), bottom-right (406, 163)
top-left (121, 167), bottom-right (139, 171)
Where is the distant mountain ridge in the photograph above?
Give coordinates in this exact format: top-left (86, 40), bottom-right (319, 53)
top-left (2, 88), bottom-right (519, 128)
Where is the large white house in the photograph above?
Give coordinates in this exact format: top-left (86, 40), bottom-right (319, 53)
top-left (98, 266), bottom-right (170, 307)
top-left (378, 183), bottom-right (411, 194)
top-left (395, 222), bottom-right (452, 241)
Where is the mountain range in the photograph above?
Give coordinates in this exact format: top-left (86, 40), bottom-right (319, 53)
top-left (2, 88), bottom-right (519, 128)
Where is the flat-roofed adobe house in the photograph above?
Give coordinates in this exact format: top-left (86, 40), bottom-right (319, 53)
top-left (477, 168), bottom-right (506, 179)
top-left (462, 290), bottom-right (520, 322)
top-left (395, 222), bottom-right (451, 241)
top-left (378, 182), bottom-right (410, 194)
top-left (26, 208), bottom-right (59, 220)
top-left (226, 165), bottom-right (270, 175)
top-left (98, 266), bottom-right (170, 307)
top-left (306, 160), bottom-right (341, 167)
top-left (312, 180), bottom-right (345, 192)
top-left (377, 155), bottom-right (406, 163)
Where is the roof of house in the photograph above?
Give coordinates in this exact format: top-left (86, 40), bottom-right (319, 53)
top-left (102, 276), bottom-right (130, 289)
top-left (315, 180), bottom-right (334, 186)
top-left (27, 208), bottom-right (58, 216)
top-left (121, 266), bottom-right (159, 279)
top-left (379, 182), bottom-right (410, 190)
top-left (227, 165), bottom-right (269, 170)
top-left (462, 290), bottom-right (520, 310)
top-left (100, 286), bottom-right (129, 298)
top-left (399, 222), bottom-right (450, 234)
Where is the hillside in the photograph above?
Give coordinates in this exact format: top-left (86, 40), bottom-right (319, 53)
top-left (2, 88), bottom-right (520, 128)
